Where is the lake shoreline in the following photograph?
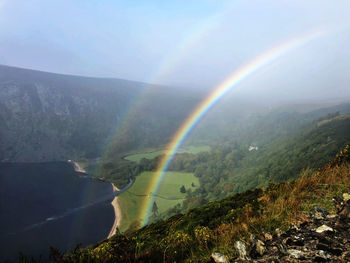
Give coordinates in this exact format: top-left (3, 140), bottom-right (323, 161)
top-left (107, 183), bottom-right (122, 238)
top-left (70, 161), bottom-right (88, 174)
top-left (0, 162), bottom-right (114, 261)
top-left (70, 160), bottom-right (127, 239)
top-left (69, 160), bottom-right (120, 238)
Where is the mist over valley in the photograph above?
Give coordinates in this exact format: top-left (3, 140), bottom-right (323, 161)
top-left (0, 1), bottom-right (350, 262)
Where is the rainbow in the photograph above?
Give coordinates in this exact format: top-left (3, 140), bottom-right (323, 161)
top-left (139, 28), bottom-right (328, 226)
top-left (99, 8), bottom-right (229, 164)
top-left (148, 3), bottom-right (232, 85)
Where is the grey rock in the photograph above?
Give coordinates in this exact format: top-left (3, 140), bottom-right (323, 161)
top-left (317, 250), bottom-right (331, 260)
top-left (211, 252), bottom-right (229, 263)
top-left (234, 240), bottom-right (247, 260)
top-left (315, 225), bottom-right (333, 233)
top-left (241, 196), bottom-right (350, 262)
top-left (287, 249), bottom-right (303, 259)
top-left (343, 193), bottom-right (350, 201)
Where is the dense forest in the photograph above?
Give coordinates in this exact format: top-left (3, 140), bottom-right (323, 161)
top-left (146, 113), bottom-right (350, 221)
top-left (95, 103), bottom-right (350, 224)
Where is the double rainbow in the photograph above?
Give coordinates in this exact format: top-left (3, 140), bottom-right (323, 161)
top-left (139, 28), bottom-right (327, 226)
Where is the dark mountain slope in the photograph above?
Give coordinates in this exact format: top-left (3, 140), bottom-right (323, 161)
top-left (0, 65), bottom-right (201, 162)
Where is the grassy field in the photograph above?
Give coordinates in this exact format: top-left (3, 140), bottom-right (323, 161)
top-left (124, 145), bottom-right (211, 163)
top-left (118, 171), bottom-right (199, 232)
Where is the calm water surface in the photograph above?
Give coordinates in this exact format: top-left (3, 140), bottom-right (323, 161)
top-left (0, 162), bottom-right (114, 262)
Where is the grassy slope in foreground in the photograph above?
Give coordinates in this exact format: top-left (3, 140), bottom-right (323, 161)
top-left (118, 171), bottom-right (199, 232)
top-left (56, 145), bottom-right (350, 262)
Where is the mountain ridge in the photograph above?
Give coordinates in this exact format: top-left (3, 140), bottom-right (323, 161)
top-left (0, 65), bottom-right (201, 162)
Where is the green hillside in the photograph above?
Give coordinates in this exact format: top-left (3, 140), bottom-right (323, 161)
top-left (94, 111), bottom-right (350, 233)
top-left (168, 113), bottom-right (350, 194)
top-left (53, 145), bottom-right (350, 262)
top-left (49, 113), bottom-right (350, 262)
top-left (120, 113), bottom-right (350, 225)
top-left (97, 103), bottom-right (350, 188)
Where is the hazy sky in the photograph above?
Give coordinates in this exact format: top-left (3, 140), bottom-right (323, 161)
top-left (0, 0), bottom-right (349, 99)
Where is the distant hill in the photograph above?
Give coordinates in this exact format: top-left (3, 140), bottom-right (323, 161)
top-left (0, 65), bottom-right (348, 168)
top-left (97, 106), bottom-right (350, 227)
top-left (0, 65), bottom-right (201, 162)
top-left (148, 111), bottom-right (350, 213)
top-left (97, 97), bottom-right (350, 188)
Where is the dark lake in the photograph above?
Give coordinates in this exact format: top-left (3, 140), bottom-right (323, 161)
top-left (0, 162), bottom-right (114, 262)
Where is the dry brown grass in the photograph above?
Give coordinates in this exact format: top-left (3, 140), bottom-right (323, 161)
top-left (212, 147), bottom-right (350, 255)
top-left (257, 163), bottom-right (350, 230)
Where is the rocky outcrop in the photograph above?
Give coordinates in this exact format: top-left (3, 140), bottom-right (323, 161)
top-left (232, 195), bottom-right (350, 262)
top-left (212, 252), bottom-right (230, 263)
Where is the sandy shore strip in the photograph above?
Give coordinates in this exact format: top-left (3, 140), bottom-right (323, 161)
top-left (68, 160), bottom-right (88, 174)
top-left (107, 183), bottom-right (122, 238)
top-left (72, 161), bottom-right (87, 174)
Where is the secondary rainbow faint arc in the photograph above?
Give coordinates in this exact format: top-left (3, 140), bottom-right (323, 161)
top-left (99, 5), bottom-right (230, 163)
top-left (139, 28), bottom-right (328, 226)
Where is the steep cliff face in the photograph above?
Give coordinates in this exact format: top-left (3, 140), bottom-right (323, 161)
top-left (0, 65), bottom-right (143, 162)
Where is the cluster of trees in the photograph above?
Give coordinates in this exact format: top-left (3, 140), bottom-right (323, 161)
top-left (156, 113), bottom-right (350, 220)
top-left (97, 102), bottom-right (350, 187)
top-left (96, 154), bottom-right (163, 186)
top-left (97, 104), bottom-right (350, 222)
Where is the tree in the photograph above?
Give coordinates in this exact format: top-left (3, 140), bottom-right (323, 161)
top-left (180, 185), bottom-right (186, 193)
top-left (152, 201), bottom-right (159, 216)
